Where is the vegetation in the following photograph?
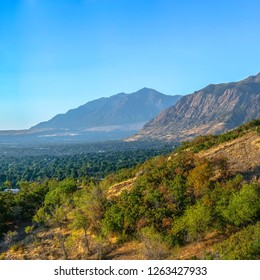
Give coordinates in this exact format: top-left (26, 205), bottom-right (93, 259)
top-left (0, 141), bottom-right (173, 189)
top-left (213, 223), bottom-right (260, 259)
top-left (0, 120), bottom-right (259, 260)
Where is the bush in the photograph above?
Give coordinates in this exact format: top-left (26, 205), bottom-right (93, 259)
top-left (221, 184), bottom-right (259, 226)
top-left (214, 223), bottom-right (260, 259)
top-left (139, 226), bottom-right (170, 259)
top-left (101, 203), bottom-right (124, 235)
top-left (172, 201), bottom-right (212, 242)
top-left (90, 235), bottom-right (112, 260)
top-left (3, 230), bottom-right (18, 248)
top-left (187, 161), bottom-right (212, 197)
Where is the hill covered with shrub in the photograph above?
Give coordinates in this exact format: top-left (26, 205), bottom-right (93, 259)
top-left (1, 120), bottom-right (259, 260)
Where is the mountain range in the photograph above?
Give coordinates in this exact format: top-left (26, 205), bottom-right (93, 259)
top-left (32, 88), bottom-right (180, 132)
top-left (128, 73), bottom-right (260, 141)
top-left (0, 88), bottom-right (181, 144)
top-left (0, 73), bottom-right (259, 144)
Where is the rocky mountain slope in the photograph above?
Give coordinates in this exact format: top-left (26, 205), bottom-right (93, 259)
top-left (128, 73), bottom-right (260, 141)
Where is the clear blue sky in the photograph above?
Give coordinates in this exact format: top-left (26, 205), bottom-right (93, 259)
top-left (1, 0), bottom-right (260, 130)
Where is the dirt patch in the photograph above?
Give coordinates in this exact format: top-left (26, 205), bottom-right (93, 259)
top-left (176, 232), bottom-right (226, 260)
top-left (107, 177), bottom-right (137, 200)
top-left (106, 241), bottom-right (144, 260)
top-left (105, 232), bottom-right (226, 260)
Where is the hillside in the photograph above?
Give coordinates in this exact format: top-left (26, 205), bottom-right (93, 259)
top-left (110, 122), bottom-right (260, 196)
top-left (128, 73), bottom-right (260, 141)
top-left (199, 131), bottom-right (260, 178)
top-left (0, 120), bottom-right (259, 260)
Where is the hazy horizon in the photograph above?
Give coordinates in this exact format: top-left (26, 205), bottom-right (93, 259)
top-left (1, 0), bottom-right (260, 130)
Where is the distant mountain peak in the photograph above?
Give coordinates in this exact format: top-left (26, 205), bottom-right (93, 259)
top-left (30, 88), bottom-right (181, 141)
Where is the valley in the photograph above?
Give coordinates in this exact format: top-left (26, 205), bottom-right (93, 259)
top-left (0, 75), bottom-right (260, 260)
top-left (0, 120), bottom-right (259, 260)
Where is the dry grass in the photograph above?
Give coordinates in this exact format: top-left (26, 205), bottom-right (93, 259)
top-left (102, 232), bottom-right (226, 260)
top-left (106, 241), bottom-right (144, 260)
top-left (199, 131), bottom-right (260, 179)
top-left (175, 231), bottom-right (226, 260)
top-left (107, 177), bottom-right (137, 199)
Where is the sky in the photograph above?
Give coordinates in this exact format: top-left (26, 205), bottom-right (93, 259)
top-left (0, 0), bottom-right (260, 130)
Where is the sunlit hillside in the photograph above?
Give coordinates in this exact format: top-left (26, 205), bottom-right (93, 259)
top-left (0, 120), bottom-right (259, 260)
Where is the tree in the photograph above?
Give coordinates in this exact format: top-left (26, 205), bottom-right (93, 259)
top-left (3, 230), bottom-right (18, 248)
top-left (187, 160), bottom-right (212, 197)
top-left (69, 209), bottom-right (91, 254)
top-left (102, 203), bottom-right (124, 235)
top-left (4, 180), bottom-right (11, 190)
top-left (172, 201), bottom-right (212, 242)
top-left (215, 223), bottom-right (260, 259)
top-left (139, 226), bottom-right (170, 259)
top-left (0, 191), bottom-right (15, 235)
top-left (167, 174), bottom-right (187, 213)
top-left (221, 184), bottom-right (260, 227)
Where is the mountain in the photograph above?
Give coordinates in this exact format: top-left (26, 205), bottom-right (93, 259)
top-left (30, 88), bottom-right (181, 139)
top-left (128, 73), bottom-right (260, 141)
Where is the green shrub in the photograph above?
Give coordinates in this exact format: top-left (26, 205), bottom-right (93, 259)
top-left (214, 223), bottom-right (260, 259)
top-left (221, 184), bottom-right (259, 226)
top-left (139, 226), bottom-right (170, 259)
top-left (172, 201), bottom-right (212, 242)
top-left (101, 203), bottom-right (124, 235)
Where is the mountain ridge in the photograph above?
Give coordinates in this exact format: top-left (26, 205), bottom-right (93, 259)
top-left (31, 88), bottom-right (181, 130)
top-left (128, 73), bottom-right (260, 141)
top-left (0, 88), bottom-right (181, 144)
